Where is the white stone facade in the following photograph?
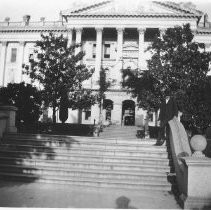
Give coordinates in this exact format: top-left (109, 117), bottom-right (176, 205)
top-left (0, 0), bottom-right (211, 126)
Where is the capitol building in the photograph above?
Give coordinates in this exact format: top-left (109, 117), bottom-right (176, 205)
top-left (0, 0), bottom-right (211, 126)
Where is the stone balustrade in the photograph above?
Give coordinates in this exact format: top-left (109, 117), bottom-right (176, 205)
top-left (168, 116), bottom-right (211, 209)
top-left (0, 21), bottom-right (64, 27)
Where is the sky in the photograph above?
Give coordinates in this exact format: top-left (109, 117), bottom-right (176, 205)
top-left (0, 0), bottom-right (211, 22)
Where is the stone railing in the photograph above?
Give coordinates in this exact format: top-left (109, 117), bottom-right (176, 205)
top-left (168, 116), bottom-right (211, 209)
top-left (0, 21), bottom-right (64, 28)
top-left (0, 106), bottom-right (17, 139)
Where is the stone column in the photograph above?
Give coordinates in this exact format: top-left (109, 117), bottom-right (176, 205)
top-left (94, 27), bottom-right (103, 87)
top-left (138, 28), bottom-right (145, 70)
top-left (192, 29), bottom-right (197, 42)
top-left (67, 28), bottom-right (73, 47)
top-left (160, 28), bottom-right (166, 38)
top-left (75, 27), bottom-right (82, 54)
top-left (116, 27), bottom-right (124, 62)
top-left (16, 41), bottom-right (25, 83)
top-left (0, 42), bottom-right (7, 86)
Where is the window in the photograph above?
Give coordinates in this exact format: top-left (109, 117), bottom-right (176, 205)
top-left (144, 28), bottom-right (160, 42)
top-left (85, 110), bottom-right (91, 120)
top-left (11, 48), bottom-right (17, 63)
top-left (148, 113), bottom-right (153, 122)
top-left (29, 53), bottom-right (34, 62)
top-left (104, 44), bottom-right (110, 58)
top-left (92, 44), bottom-right (96, 58)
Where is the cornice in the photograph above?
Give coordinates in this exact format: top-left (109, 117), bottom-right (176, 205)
top-left (0, 27), bottom-right (67, 33)
top-left (196, 28), bottom-right (211, 35)
top-left (64, 13), bottom-right (198, 19)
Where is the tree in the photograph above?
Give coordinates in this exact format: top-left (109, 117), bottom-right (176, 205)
top-left (122, 24), bottom-right (211, 131)
top-left (97, 68), bottom-right (115, 125)
top-left (24, 32), bottom-right (95, 123)
top-left (0, 82), bottom-right (42, 124)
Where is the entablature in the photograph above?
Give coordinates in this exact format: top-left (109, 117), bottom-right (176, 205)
top-left (66, 17), bottom-right (197, 30)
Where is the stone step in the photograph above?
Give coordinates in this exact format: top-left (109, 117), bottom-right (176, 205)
top-left (0, 164), bottom-right (169, 182)
top-left (0, 156), bottom-right (170, 172)
top-left (0, 153), bottom-right (170, 166)
top-left (2, 141), bottom-right (167, 152)
top-left (0, 156), bottom-right (169, 172)
top-left (100, 135), bottom-right (137, 138)
top-left (0, 146), bottom-right (168, 158)
top-left (103, 126), bottom-right (138, 130)
top-left (0, 172), bottom-right (171, 191)
top-left (0, 153), bottom-right (170, 172)
top-left (4, 134), bottom-right (157, 145)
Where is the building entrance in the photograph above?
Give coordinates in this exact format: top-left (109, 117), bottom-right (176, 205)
top-left (103, 99), bottom-right (113, 122)
top-left (122, 100), bottom-right (135, 126)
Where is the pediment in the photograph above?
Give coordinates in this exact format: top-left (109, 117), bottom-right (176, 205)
top-left (64, 0), bottom-right (202, 16)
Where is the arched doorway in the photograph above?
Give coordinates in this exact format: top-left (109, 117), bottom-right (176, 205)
top-left (122, 100), bottom-right (135, 126)
top-left (103, 99), bottom-right (113, 122)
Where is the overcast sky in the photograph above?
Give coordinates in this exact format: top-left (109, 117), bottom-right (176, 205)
top-left (0, 0), bottom-right (211, 22)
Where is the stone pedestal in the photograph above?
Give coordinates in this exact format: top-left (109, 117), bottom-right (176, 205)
top-left (0, 106), bottom-right (17, 133)
top-left (180, 157), bottom-right (211, 209)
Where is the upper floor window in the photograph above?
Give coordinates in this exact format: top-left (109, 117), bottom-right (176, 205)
top-left (92, 44), bottom-right (96, 58)
top-left (148, 113), bottom-right (154, 122)
top-left (144, 28), bottom-right (160, 42)
top-left (104, 44), bottom-right (110, 59)
top-left (83, 106), bottom-right (91, 121)
top-left (85, 110), bottom-right (91, 120)
top-left (11, 48), bottom-right (17, 63)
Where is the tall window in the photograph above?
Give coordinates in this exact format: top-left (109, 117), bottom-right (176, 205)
top-left (84, 107), bottom-right (91, 121)
top-left (104, 44), bottom-right (110, 58)
top-left (85, 110), bottom-right (91, 120)
top-left (11, 48), bottom-right (17, 63)
top-left (92, 44), bottom-right (96, 58)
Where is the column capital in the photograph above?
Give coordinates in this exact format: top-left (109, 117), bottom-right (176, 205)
top-left (137, 28), bottom-right (146, 35)
top-left (1, 41), bottom-right (7, 47)
top-left (160, 28), bottom-right (166, 35)
top-left (75, 27), bottom-right (83, 33)
top-left (95, 27), bottom-right (103, 33)
top-left (19, 41), bottom-right (26, 46)
top-left (192, 29), bottom-right (197, 36)
top-left (116, 27), bottom-right (124, 33)
top-left (67, 28), bottom-right (73, 33)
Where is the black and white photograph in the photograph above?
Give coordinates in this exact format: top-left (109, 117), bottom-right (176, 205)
top-left (0, 0), bottom-right (211, 209)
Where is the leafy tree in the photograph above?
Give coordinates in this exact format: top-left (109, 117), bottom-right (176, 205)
top-left (122, 24), bottom-right (211, 131)
top-left (179, 77), bottom-right (211, 132)
top-left (24, 32), bottom-right (95, 123)
top-left (147, 24), bottom-right (210, 95)
top-left (97, 68), bottom-right (115, 124)
top-left (0, 82), bottom-right (42, 124)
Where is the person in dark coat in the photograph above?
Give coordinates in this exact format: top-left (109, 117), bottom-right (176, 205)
top-left (156, 96), bottom-right (178, 145)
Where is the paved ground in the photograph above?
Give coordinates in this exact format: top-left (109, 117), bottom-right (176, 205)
top-left (0, 180), bottom-right (181, 209)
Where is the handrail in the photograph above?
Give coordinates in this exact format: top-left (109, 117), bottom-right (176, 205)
top-left (168, 116), bottom-right (192, 196)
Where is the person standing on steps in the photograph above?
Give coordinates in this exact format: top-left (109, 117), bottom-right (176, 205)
top-left (155, 95), bottom-right (179, 146)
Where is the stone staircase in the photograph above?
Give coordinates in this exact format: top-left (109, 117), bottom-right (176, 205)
top-left (100, 125), bottom-right (138, 139)
top-left (0, 127), bottom-right (174, 191)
